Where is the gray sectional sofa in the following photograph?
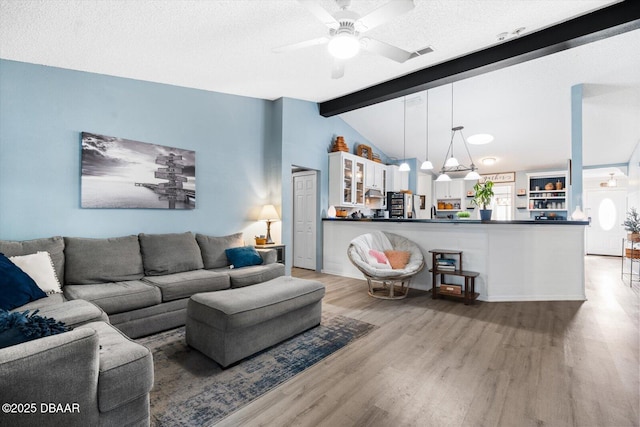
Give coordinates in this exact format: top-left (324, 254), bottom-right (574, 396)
top-left (0, 231), bottom-right (285, 427)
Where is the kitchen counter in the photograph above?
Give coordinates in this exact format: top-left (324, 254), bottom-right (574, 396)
top-left (323, 218), bottom-right (588, 225)
top-left (323, 219), bottom-right (587, 302)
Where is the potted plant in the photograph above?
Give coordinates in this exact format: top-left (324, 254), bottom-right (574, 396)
top-left (624, 207), bottom-right (640, 242)
top-left (471, 180), bottom-right (494, 221)
top-left (456, 211), bottom-right (471, 219)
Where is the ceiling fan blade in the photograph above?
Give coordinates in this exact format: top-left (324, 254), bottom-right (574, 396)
top-left (298, 0), bottom-right (339, 29)
top-left (273, 37), bottom-right (329, 53)
top-left (355, 0), bottom-right (415, 32)
top-left (362, 37), bottom-right (413, 63)
top-left (331, 60), bottom-right (345, 79)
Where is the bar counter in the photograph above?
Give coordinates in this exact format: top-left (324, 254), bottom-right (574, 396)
top-left (322, 218), bottom-right (588, 302)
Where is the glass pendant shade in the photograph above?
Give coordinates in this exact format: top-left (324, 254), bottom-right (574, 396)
top-left (399, 162), bottom-right (410, 172)
top-left (464, 170), bottom-right (481, 180)
top-left (421, 160), bottom-right (433, 170)
top-left (436, 173), bottom-right (451, 182)
top-left (444, 156), bottom-right (459, 168)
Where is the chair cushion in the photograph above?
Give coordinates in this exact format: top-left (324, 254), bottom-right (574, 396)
top-left (78, 321), bottom-right (153, 413)
top-left (142, 269), bottom-right (230, 302)
top-left (0, 236), bottom-right (66, 284)
top-left (384, 250), bottom-right (411, 269)
top-left (139, 232), bottom-right (204, 276)
top-left (0, 253), bottom-right (47, 310)
top-left (64, 235), bottom-right (144, 285)
top-left (224, 263), bottom-right (285, 288)
top-left (196, 232), bottom-right (244, 269)
top-left (64, 281), bottom-right (161, 315)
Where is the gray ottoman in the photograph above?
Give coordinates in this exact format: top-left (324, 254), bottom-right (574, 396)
top-left (186, 276), bottom-right (325, 367)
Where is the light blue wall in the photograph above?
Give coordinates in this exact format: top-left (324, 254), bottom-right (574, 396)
top-left (277, 97), bottom-right (379, 271)
top-left (0, 59), bottom-right (272, 240)
top-left (0, 61), bottom-right (380, 275)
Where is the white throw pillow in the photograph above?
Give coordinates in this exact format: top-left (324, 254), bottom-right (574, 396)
top-left (9, 251), bottom-right (62, 294)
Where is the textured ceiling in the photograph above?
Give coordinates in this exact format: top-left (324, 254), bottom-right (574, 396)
top-left (1, 0), bottom-right (637, 176)
top-left (0, 0), bottom-right (618, 102)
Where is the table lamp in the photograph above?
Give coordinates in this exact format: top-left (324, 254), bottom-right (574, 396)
top-left (258, 204), bottom-right (279, 244)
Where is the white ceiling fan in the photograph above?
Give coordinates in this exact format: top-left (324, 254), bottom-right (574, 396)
top-left (274, 0), bottom-right (433, 78)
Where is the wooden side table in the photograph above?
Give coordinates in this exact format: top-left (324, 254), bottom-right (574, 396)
top-left (429, 249), bottom-right (479, 305)
top-left (255, 244), bottom-right (286, 265)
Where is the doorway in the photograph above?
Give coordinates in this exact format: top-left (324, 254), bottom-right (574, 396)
top-left (585, 188), bottom-right (627, 256)
top-left (292, 170), bottom-right (317, 270)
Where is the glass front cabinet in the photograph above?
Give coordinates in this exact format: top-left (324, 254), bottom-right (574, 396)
top-left (329, 152), bottom-right (365, 207)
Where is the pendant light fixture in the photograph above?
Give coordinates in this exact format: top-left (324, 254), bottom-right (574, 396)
top-left (436, 84), bottom-right (481, 181)
top-left (420, 90), bottom-right (434, 170)
top-left (399, 96), bottom-right (410, 172)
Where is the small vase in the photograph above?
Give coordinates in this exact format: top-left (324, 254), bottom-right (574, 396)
top-left (555, 180), bottom-right (563, 190)
top-left (571, 206), bottom-right (586, 220)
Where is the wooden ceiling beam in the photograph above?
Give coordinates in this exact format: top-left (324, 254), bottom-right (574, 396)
top-left (319, 1), bottom-right (640, 117)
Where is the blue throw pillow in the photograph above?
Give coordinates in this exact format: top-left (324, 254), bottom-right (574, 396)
top-left (0, 253), bottom-right (47, 310)
top-left (0, 309), bottom-right (71, 349)
top-left (225, 246), bottom-right (263, 268)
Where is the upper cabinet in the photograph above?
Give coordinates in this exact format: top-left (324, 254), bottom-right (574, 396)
top-left (329, 152), bottom-right (365, 207)
top-left (387, 165), bottom-right (408, 192)
top-left (434, 179), bottom-right (465, 211)
top-left (365, 161), bottom-right (386, 190)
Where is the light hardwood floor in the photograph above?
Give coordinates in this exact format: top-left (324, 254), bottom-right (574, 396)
top-left (219, 256), bottom-right (639, 427)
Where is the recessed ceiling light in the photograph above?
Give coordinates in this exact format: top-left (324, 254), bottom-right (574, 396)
top-left (482, 157), bottom-right (496, 166)
top-left (467, 134), bottom-right (494, 145)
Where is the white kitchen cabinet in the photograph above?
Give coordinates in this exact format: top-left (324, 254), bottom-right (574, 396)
top-left (365, 161), bottom-right (386, 190)
top-left (434, 179), bottom-right (465, 211)
top-left (328, 152), bottom-right (365, 207)
top-left (387, 164), bottom-right (408, 192)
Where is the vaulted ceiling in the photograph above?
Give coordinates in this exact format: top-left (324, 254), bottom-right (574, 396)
top-left (1, 0), bottom-right (639, 176)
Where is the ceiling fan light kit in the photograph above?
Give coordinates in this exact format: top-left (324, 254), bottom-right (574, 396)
top-left (276, 0), bottom-right (427, 78)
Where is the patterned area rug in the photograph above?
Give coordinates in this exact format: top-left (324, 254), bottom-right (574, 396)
top-left (137, 313), bottom-right (376, 426)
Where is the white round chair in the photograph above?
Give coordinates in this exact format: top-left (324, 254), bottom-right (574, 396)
top-left (347, 231), bottom-right (425, 300)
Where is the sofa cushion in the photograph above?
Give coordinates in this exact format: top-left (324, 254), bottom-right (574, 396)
top-left (9, 251), bottom-right (63, 294)
top-left (0, 236), bottom-right (65, 284)
top-left (142, 269), bottom-right (230, 302)
top-left (25, 299), bottom-right (109, 328)
top-left (196, 232), bottom-right (244, 269)
top-left (223, 263), bottom-right (285, 288)
top-left (64, 281), bottom-right (161, 315)
top-left (64, 236), bottom-right (144, 285)
top-left (188, 276), bottom-right (325, 331)
top-left (139, 232), bottom-right (204, 276)
top-left (225, 246), bottom-right (263, 269)
top-left (0, 253), bottom-right (47, 310)
top-left (77, 321), bottom-right (153, 413)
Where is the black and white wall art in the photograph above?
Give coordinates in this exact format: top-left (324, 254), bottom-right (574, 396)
top-left (81, 132), bottom-right (196, 209)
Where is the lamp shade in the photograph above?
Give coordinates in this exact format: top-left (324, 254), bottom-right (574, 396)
top-left (421, 160), bottom-right (434, 170)
top-left (436, 173), bottom-right (451, 182)
top-left (258, 204), bottom-right (279, 221)
top-left (399, 162), bottom-right (410, 172)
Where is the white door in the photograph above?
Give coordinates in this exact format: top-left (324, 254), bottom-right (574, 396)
top-left (293, 171), bottom-right (317, 270)
top-left (585, 189), bottom-right (627, 256)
